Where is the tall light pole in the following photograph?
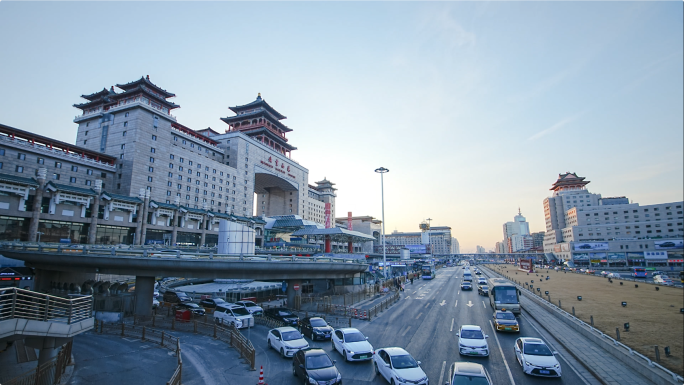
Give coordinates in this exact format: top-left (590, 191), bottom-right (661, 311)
top-left (375, 167), bottom-right (389, 280)
top-left (426, 218), bottom-right (432, 258)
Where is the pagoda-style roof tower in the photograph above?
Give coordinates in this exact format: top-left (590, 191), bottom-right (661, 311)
top-left (221, 94), bottom-right (296, 158)
top-left (74, 75), bottom-right (179, 117)
top-left (550, 172), bottom-right (590, 192)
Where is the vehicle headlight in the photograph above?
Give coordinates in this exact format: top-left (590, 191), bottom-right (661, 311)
top-left (396, 375), bottom-right (407, 382)
top-left (336, 373), bottom-right (342, 380)
top-left (459, 344), bottom-right (466, 349)
top-left (308, 377), bottom-right (318, 384)
top-left (348, 350), bottom-right (354, 355)
top-left (525, 361), bottom-right (533, 367)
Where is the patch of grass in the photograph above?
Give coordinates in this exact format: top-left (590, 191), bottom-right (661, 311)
top-left (490, 265), bottom-right (683, 376)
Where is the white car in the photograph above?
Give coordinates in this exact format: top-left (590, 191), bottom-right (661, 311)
top-left (457, 325), bottom-right (489, 357)
top-left (653, 275), bottom-right (673, 286)
top-left (373, 347), bottom-right (428, 385)
top-left (332, 328), bottom-right (374, 362)
top-left (213, 304), bottom-right (254, 328)
top-left (514, 337), bottom-right (562, 377)
top-left (607, 272), bottom-right (621, 279)
top-left (267, 327), bottom-right (309, 358)
top-left (235, 300), bottom-right (264, 316)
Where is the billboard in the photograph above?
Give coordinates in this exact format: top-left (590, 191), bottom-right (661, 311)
top-left (405, 244), bottom-right (427, 254)
top-left (644, 251), bottom-right (668, 260)
top-left (607, 253), bottom-right (626, 260)
top-left (519, 259), bottom-right (534, 273)
top-left (572, 253), bottom-right (590, 261)
top-left (573, 242), bottom-right (609, 251)
top-left (654, 240), bottom-right (683, 250)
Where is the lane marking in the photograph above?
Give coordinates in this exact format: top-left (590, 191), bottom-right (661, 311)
top-left (457, 291), bottom-right (460, 295)
top-left (401, 325), bottom-right (412, 336)
top-left (466, 301), bottom-right (474, 307)
top-left (521, 313), bottom-right (592, 385)
top-left (405, 296), bottom-right (411, 300)
top-left (454, 300), bottom-right (458, 308)
top-left (424, 302), bottom-right (430, 308)
top-left (412, 291), bottom-right (417, 294)
top-left (483, 301), bottom-right (487, 308)
top-left (415, 312), bottom-right (423, 319)
top-left (439, 300), bottom-right (446, 306)
top-left (450, 318), bottom-right (455, 332)
top-left (489, 320), bottom-right (516, 385)
top-left (438, 361), bottom-right (447, 385)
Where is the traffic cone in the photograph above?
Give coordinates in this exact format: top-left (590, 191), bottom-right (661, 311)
top-left (257, 365), bottom-right (267, 385)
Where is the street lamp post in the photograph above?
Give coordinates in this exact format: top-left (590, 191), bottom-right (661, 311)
top-left (426, 218), bottom-right (432, 258)
top-left (375, 167), bottom-right (389, 280)
top-left (37, 231), bottom-right (44, 243)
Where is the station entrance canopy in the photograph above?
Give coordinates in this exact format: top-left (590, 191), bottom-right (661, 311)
top-left (291, 227), bottom-right (376, 243)
top-left (254, 168), bottom-right (298, 194)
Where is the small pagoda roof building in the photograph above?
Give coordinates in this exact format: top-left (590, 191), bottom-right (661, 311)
top-left (550, 172), bottom-right (590, 192)
top-left (229, 94), bottom-right (286, 120)
top-left (115, 75), bottom-right (176, 98)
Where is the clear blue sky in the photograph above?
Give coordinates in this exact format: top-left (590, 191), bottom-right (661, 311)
top-left (1, 2), bottom-right (682, 252)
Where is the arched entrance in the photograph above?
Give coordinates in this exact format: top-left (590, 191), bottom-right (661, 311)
top-left (254, 168), bottom-right (299, 217)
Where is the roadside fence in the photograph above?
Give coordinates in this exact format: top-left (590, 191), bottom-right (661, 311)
top-left (132, 314), bottom-right (256, 371)
top-left (98, 321), bottom-right (182, 385)
top-left (3, 341), bottom-right (73, 385)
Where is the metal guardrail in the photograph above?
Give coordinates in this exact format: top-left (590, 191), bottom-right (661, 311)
top-left (3, 341), bottom-right (73, 385)
top-left (482, 267), bottom-right (684, 384)
top-left (0, 288), bottom-right (92, 324)
top-left (98, 321), bottom-right (182, 385)
top-left (0, 243), bottom-right (368, 265)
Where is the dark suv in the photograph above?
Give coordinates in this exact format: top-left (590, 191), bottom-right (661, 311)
top-left (293, 348), bottom-right (341, 384)
top-left (163, 291), bottom-right (192, 304)
top-left (199, 297), bottom-right (229, 309)
top-left (265, 307), bottom-right (299, 326)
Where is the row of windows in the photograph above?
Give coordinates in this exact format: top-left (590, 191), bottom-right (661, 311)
top-left (1, 151), bottom-right (108, 177)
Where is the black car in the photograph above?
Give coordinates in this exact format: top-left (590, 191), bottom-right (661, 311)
top-left (175, 302), bottom-right (206, 316)
top-left (293, 348), bottom-right (341, 385)
top-left (577, 244), bottom-right (593, 249)
top-left (163, 291), bottom-right (192, 304)
top-left (461, 282), bottom-right (472, 290)
top-left (658, 242), bottom-right (676, 248)
top-left (199, 298), bottom-right (229, 309)
top-left (299, 317), bottom-right (333, 341)
top-left (475, 271), bottom-right (482, 275)
top-left (265, 307), bottom-right (299, 326)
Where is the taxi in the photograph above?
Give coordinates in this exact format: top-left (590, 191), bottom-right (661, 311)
top-left (493, 309), bottom-right (519, 332)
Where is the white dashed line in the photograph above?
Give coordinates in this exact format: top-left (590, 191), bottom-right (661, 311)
top-left (483, 301), bottom-right (487, 308)
top-left (438, 361), bottom-right (447, 385)
top-left (489, 320), bottom-right (516, 385)
top-left (454, 300), bottom-right (458, 308)
top-left (402, 325), bottom-right (412, 336)
top-left (415, 312), bottom-right (423, 319)
top-left (450, 318), bottom-right (454, 332)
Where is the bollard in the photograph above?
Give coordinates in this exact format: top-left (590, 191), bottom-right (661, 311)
top-left (559, 299), bottom-right (562, 309)
top-left (590, 315), bottom-right (594, 327)
top-left (616, 328), bottom-right (620, 341)
top-left (121, 323), bottom-right (125, 336)
top-left (172, 316), bottom-right (175, 330)
top-left (349, 317), bottom-right (352, 327)
top-left (161, 331), bottom-right (165, 346)
top-left (654, 345), bottom-right (660, 362)
top-left (572, 307), bottom-right (575, 316)
top-left (194, 320), bottom-right (198, 333)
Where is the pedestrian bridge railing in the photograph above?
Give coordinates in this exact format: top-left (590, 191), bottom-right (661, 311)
top-left (0, 288), bottom-right (92, 324)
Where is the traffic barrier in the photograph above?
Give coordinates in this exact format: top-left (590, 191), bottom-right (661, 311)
top-left (257, 365), bottom-right (266, 385)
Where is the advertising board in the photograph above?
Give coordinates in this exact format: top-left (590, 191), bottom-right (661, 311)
top-left (644, 251), bottom-right (668, 260)
top-left (607, 253), bottom-right (626, 260)
top-left (572, 253), bottom-right (590, 261)
top-left (573, 242), bottom-right (609, 251)
top-left (519, 259), bottom-right (534, 273)
top-left (406, 244), bottom-right (427, 254)
top-left (654, 240), bottom-right (683, 250)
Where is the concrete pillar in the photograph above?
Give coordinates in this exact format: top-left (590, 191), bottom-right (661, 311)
top-left (28, 168), bottom-right (47, 242)
top-left (200, 205), bottom-right (208, 246)
top-left (140, 190), bottom-right (151, 245)
top-left (325, 236), bottom-right (331, 253)
top-left (87, 180), bottom-right (102, 244)
top-left (134, 276), bottom-right (155, 316)
top-left (286, 279), bottom-right (301, 310)
top-left (25, 337), bottom-right (71, 366)
top-left (171, 197), bottom-right (180, 246)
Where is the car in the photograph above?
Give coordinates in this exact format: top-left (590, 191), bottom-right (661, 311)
top-left (163, 291), bottom-right (192, 304)
top-left (198, 297), bottom-right (230, 309)
top-left (514, 337), bottom-right (562, 377)
top-left (475, 270), bottom-right (482, 275)
top-left (461, 282), bottom-right (472, 290)
top-left (213, 304), bottom-right (254, 328)
top-left (492, 310), bottom-right (519, 332)
top-left (651, 270), bottom-right (664, 277)
top-left (235, 300), bottom-right (264, 316)
top-left (267, 326), bottom-right (309, 358)
top-left (654, 275), bottom-right (673, 286)
top-left (153, 290), bottom-right (160, 299)
top-left (264, 307), bottom-right (300, 326)
top-left (331, 328), bottom-right (374, 362)
top-left (456, 325), bottom-right (489, 357)
top-left (152, 298), bottom-right (159, 309)
top-left (658, 242), bottom-right (676, 248)
top-left (607, 273), bottom-right (621, 279)
top-left (299, 317), bottom-right (333, 341)
top-left (293, 348), bottom-right (342, 384)
top-left (175, 302), bottom-right (206, 316)
top-left (477, 277), bottom-right (487, 285)
top-left (478, 285), bottom-right (489, 296)
top-left (446, 362), bottom-right (493, 385)
top-left (373, 347), bottom-right (428, 385)
top-left (577, 244), bottom-right (593, 249)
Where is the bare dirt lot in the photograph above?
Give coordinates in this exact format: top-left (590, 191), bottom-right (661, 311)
top-left (489, 264), bottom-right (684, 376)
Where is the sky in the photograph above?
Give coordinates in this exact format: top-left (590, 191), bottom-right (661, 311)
top-left (0, 2), bottom-right (682, 253)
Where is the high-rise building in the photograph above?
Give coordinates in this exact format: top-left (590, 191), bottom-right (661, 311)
top-left (542, 172), bottom-right (683, 266)
top-left (531, 231), bottom-right (545, 249)
top-left (503, 209), bottom-right (530, 240)
top-left (384, 226), bottom-right (453, 255)
top-left (451, 237), bottom-right (460, 254)
top-left (476, 245), bottom-right (486, 253)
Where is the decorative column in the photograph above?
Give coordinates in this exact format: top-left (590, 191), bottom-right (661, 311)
top-left (171, 196), bottom-right (180, 246)
top-left (28, 167), bottom-right (47, 242)
top-left (87, 180), bottom-right (102, 244)
top-left (200, 203), bottom-right (208, 247)
top-left (134, 189), bottom-right (145, 245)
top-left (140, 189), bottom-right (151, 245)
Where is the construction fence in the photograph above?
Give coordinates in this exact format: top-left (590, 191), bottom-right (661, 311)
top-left (3, 341), bottom-right (73, 385)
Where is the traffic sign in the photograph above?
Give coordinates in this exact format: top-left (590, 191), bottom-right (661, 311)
top-left (294, 284), bottom-right (300, 291)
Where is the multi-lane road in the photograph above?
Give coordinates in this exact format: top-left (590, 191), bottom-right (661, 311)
top-left (249, 265), bottom-right (596, 384)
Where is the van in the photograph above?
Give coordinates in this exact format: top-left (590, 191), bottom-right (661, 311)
top-left (163, 291), bottom-right (192, 304)
top-left (463, 272), bottom-right (473, 282)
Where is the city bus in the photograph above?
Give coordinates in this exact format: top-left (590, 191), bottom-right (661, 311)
top-left (631, 267), bottom-right (647, 278)
top-left (488, 278), bottom-right (521, 314)
top-left (421, 264), bottom-right (435, 280)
